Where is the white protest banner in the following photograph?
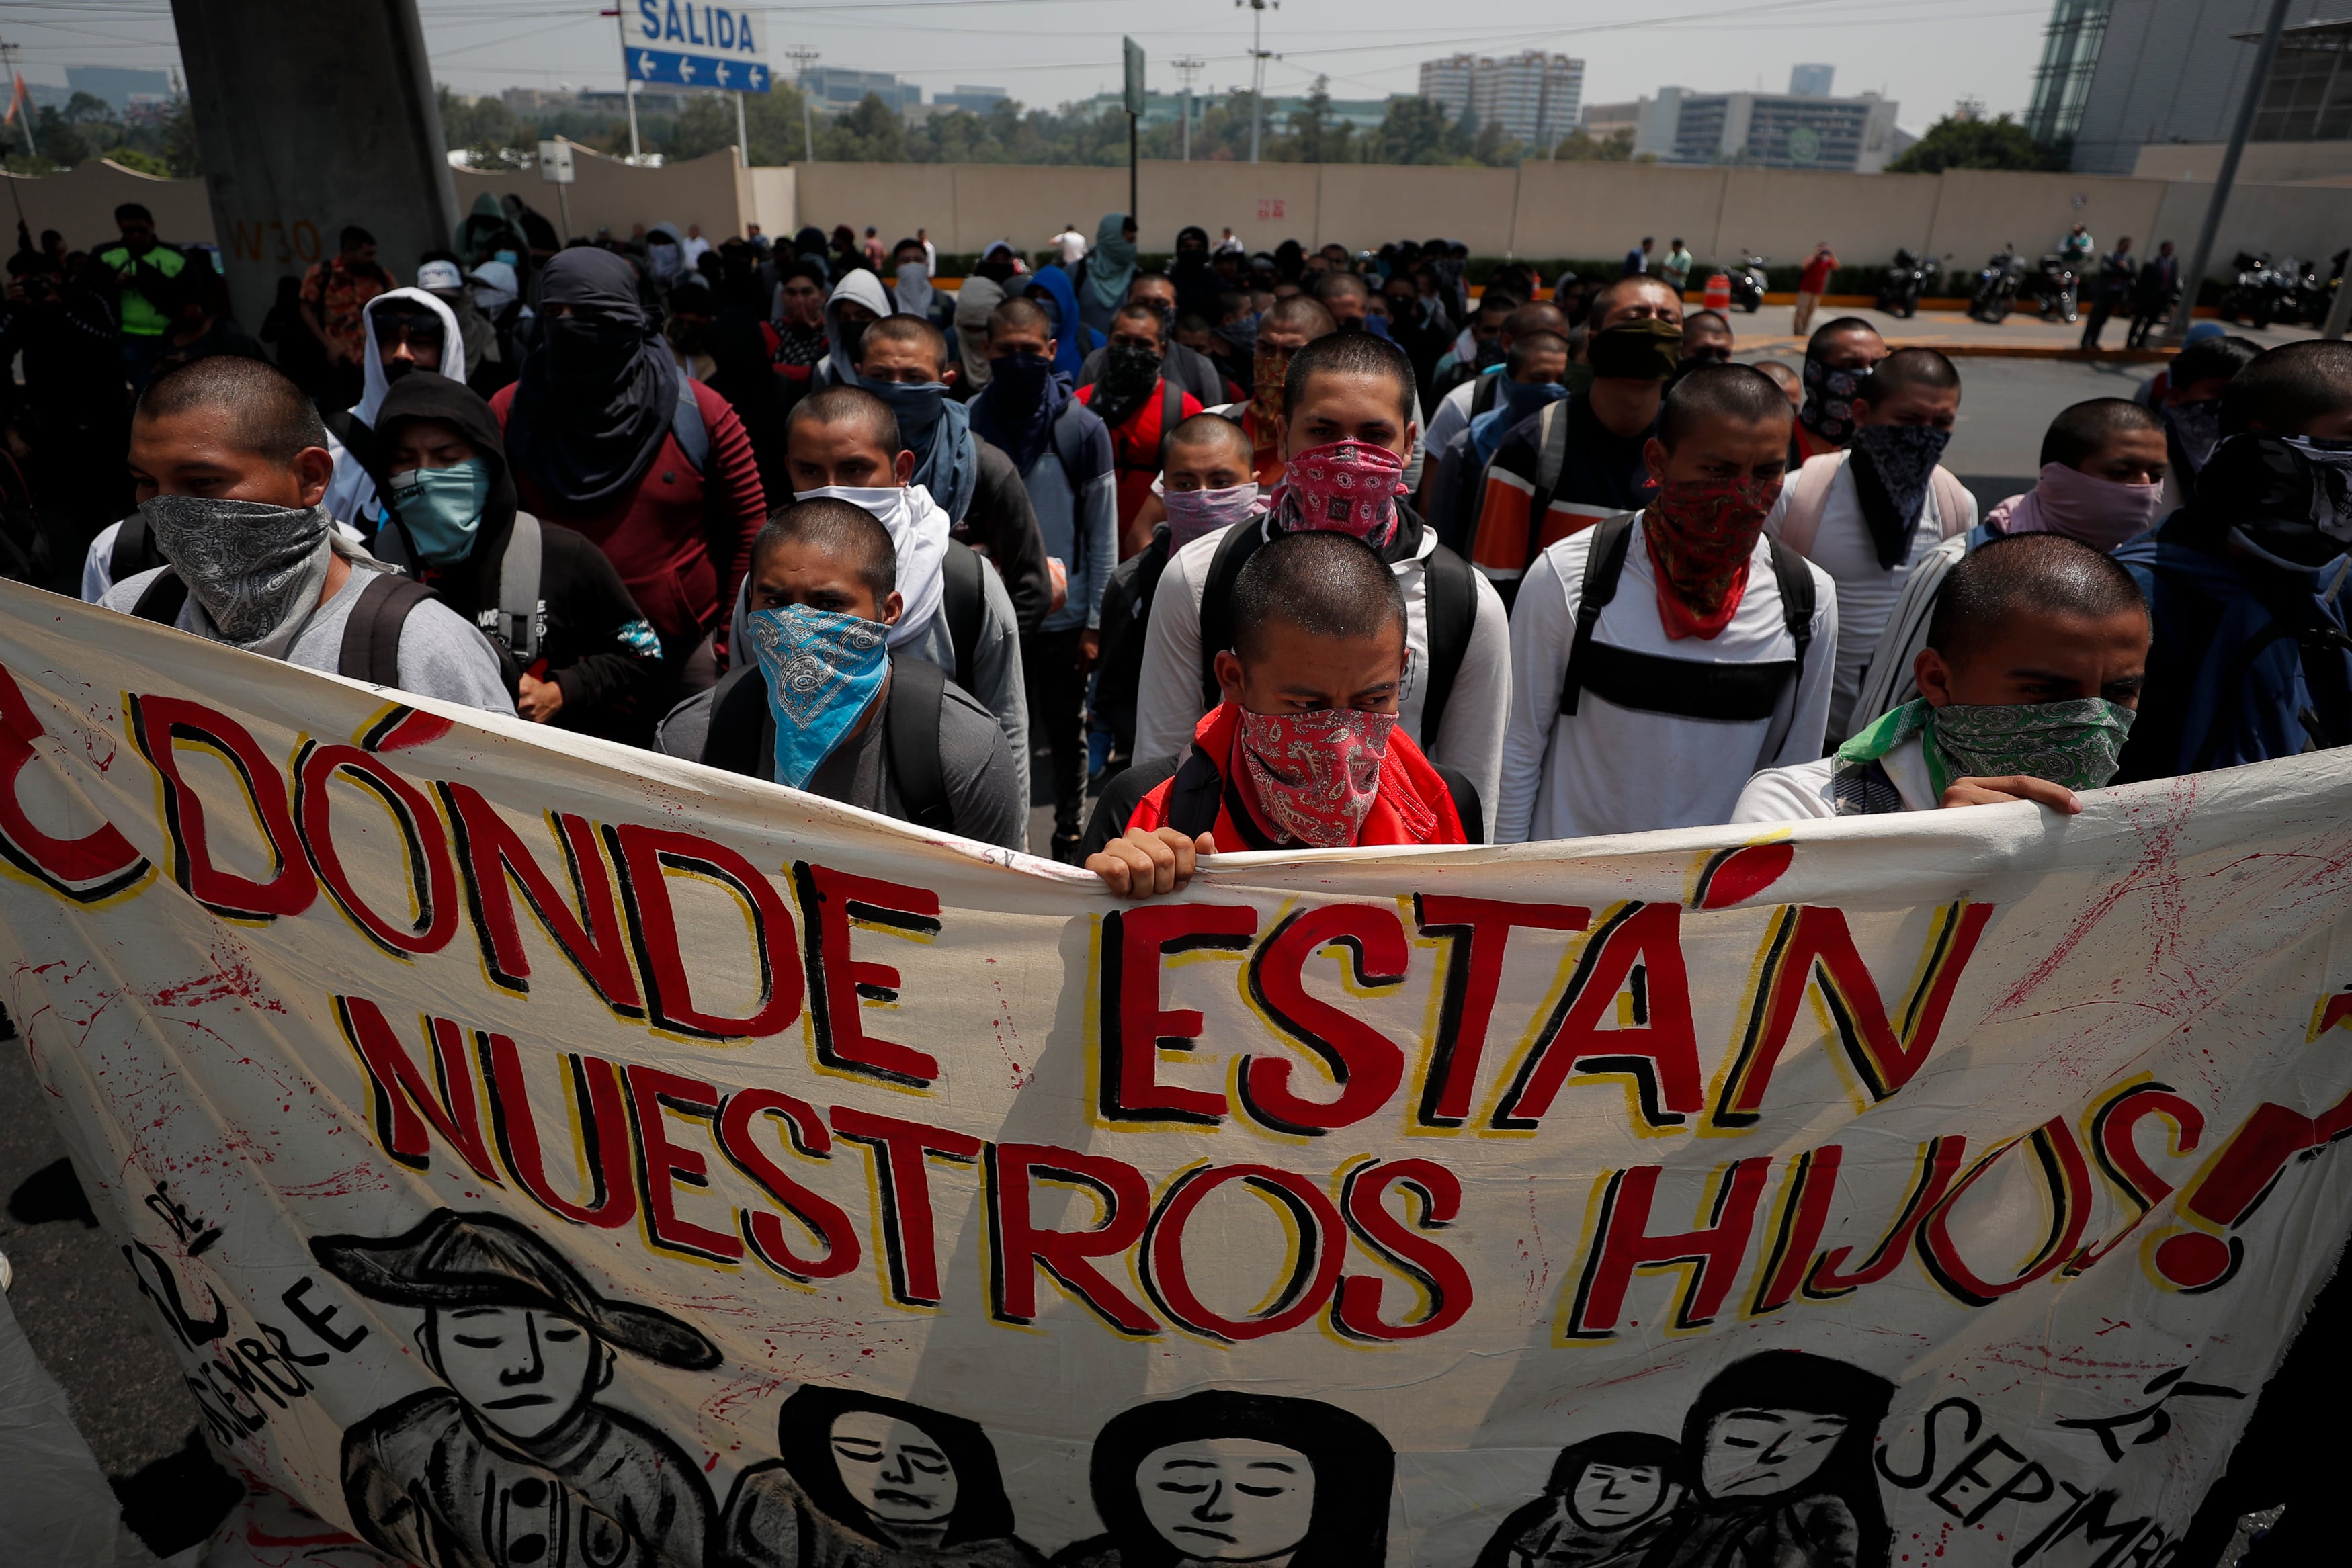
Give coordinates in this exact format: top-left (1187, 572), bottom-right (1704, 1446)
top-left (1, 580), bottom-right (2349, 1568)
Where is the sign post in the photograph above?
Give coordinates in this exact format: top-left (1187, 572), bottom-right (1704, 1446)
top-left (619, 3), bottom-right (774, 169)
top-left (538, 137), bottom-right (575, 240)
top-left (1123, 36), bottom-right (1145, 229)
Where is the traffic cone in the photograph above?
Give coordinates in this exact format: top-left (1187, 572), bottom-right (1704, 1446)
top-left (1703, 273), bottom-right (1731, 312)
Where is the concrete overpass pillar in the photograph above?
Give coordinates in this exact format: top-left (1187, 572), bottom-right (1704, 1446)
top-left (169, 0), bottom-right (458, 335)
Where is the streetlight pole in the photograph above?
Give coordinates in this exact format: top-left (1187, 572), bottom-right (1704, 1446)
top-left (786, 46), bottom-right (820, 163)
top-left (1174, 55), bottom-right (1203, 163)
top-left (605, 7), bottom-right (641, 163)
top-left (1238, 0), bottom-right (1276, 164)
top-left (2168, 0), bottom-right (2291, 343)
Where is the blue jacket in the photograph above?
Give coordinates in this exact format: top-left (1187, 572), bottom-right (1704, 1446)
top-left (2114, 512), bottom-right (2352, 781)
top-left (1025, 399), bottom-right (1118, 634)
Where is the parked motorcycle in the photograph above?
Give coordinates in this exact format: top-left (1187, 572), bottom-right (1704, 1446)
top-left (2023, 252), bottom-right (2081, 323)
top-left (1722, 251), bottom-right (1768, 313)
top-left (1968, 247), bottom-right (2023, 323)
top-left (2281, 251), bottom-right (2345, 327)
top-left (2220, 251), bottom-right (2295, 329)
top-left (1876, 247), bottom-right (1944, 318)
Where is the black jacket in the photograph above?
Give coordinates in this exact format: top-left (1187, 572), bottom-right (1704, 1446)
top-left (368, 372), bottom-right (664, 740)
top-left (964, 437), bottom-right (1055, 636)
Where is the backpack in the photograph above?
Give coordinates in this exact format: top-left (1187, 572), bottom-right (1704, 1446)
top-left (1775, 450), bottom-right (1972, 558)
top-left (702, 651), bottom-right (959, 832)
top-left (1557, 512), bottom-right (1817, 765)
top-left (1081, 744), bottom-right (1487, 855)
top-left (373, 510), bottom-right (547, 668)
top-left (129, 566), bottom-right (442, 687)
top-left (1194, 520), bottom-right (1479, 750)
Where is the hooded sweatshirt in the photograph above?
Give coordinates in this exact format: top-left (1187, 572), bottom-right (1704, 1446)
top-left (815, 269), bottom-right (892, 391)
top-left (366, 372), bottom-right (666, 740)
top-left (491, 249), bottom-right (767, 668)
top-left (321, 287), bottom-right (466, 531)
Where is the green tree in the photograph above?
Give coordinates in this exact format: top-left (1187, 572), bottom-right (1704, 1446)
top-left (155, 96), bottom-right (201, 177)
top-left (1550, 126), bottom-right (1634, 162)
top-left (1886, 113), bottom-right (2063, 173)
top-left (821, 93), bottom-right (909, 162)
top-left (1368, 96), bottom-right (1456, 165)
top-left (1286, 78), bottom-right (1354, 164)
top-left (99, 145), bottom-right (171, 177)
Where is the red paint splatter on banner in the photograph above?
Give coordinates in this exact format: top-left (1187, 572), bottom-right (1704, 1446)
top-left (1990, 777), bottom-right (2196, 1018)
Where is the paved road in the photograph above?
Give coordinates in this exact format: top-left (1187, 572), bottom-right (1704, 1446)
top-left (1719, 302), bottom-right (2317, 359)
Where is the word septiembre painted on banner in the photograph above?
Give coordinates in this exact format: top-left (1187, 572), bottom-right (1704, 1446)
top-left (7, 578), bottom-right (2352, 1568)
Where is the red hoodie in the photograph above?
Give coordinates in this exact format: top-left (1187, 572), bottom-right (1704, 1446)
top-left (489, 378), bottom-right (765, 664)
top-left (1130, 703), bottom-right (1467, 848)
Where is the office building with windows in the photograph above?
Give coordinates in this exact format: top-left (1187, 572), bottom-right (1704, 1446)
top-left (1417, 51), bottom-right (1584, 149)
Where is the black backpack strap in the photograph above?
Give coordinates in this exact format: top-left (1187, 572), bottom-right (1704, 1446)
top-left (941, 540), bottom-right (984, 695)
top-left (1161, 745), bottom-right (1227, 840)
top-left (1470, 371), bottom-right (1500, 417)
top-left (884, 652), bottom-right (954, 832)
top-left (112, 512), bottom-right (157, 585)
top-left (130, 566), bottom-right (187, 626)
top-left (1157, 378), bottom-right (1182, 471)
top-left (699, 665), bottom-right (771, 777)
top-left (1196, 521), bottom-right (1267, 711)
top-left (1759, 537), bottom-right (1816, 763)
top-left (337, 574), bottom-right (439, 688)
top-left (1417, 543), bottom-right (1476, 755)
top-left (1557, 513), bottom-right (1638, 717)
top-left (1431, 761), bottom-right (1485, 845)
top-left (1078, 751), bottom-right (1183, 859)
top-left (323, 408), bottom-right (379, 488)
top-left (1527, 398), bottom-right (1574, 533)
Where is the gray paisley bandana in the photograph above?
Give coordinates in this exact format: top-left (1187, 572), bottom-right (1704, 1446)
top-left (140, 496), bottom-right (335, 657)
top-left (1837, 696), bottom-right (2135, 797)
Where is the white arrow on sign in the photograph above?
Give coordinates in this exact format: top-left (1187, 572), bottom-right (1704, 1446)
top-left (638, 50), bottom-right (657, 75)
top-left (749, 65), bottom-right (767, 90)
top-left (715, 61), bottom-right (732, 86)
top-left (678, 55), bottom-right (697, 81)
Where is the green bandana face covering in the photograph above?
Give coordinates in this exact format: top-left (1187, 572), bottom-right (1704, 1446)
top-left (1836, 697), bottom-right (2136, 797)
top-left (388, 460), bottom-right (492, 566)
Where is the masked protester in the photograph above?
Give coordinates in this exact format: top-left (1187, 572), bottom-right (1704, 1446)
top-left (767, 259), bottom-right (829, 404)
top-left (414, 254), bottom-right (507, 396)
top-left (1083, 529), bottom-right (1478, 894)
top-left (1079, 212), bottom-right (1138, 341)
top-left (490, 246), bottom-right (767, 702)
top-left (1466, 277), bottom-right (1682, 611)
top-left (1425, 328), bottom-right (1572, 548)
top-left (1739, 532), bottom-right (2148, 820)
top-left (954, 241), bottom-right (1019, 391)
top-left (1170, 224), bottom-right (1222, 323)
top-left (1021, 262), bottom-right (1101, 382)
top-left (671, 500), bottom-right (1025, 850)
top-left (1855, 398), bottom-right (2167, 722)
top-left (663, 273), bottom-right (718, 383)
top-left (812, 267), bottom-right (889, 392)
top-left (970, 296), bottom-right (1116, 860)
top-left (1793, 316), bottom-right (1887, 462)
top-left (368, 372), bottom-right (664, 740)
top-left (1237, 293), bottom-right (1337, 488)
top-left (1497, 364), bottom-right (1835, 841)
top-left (1773, 347), bottom-right (1978, 742)
top-left (1094, 413), bottom-right (1261, 785)
top-left (2113, 341), bottom-right (2352, 781)
top-left (102, 356), bottom-right (513, 714)
top-left (1075, 302), bottom-right (1204, 548)
top-left (1419, 299), bottom-right (1564, 503)
top-left (688, 384), bottom-right (1030, 803)
top-left (1078, 272), bottom-right (1228, 407)
top-left (1429, 288), bottom-right (1521, 402)
top-left (854, 313), bottom-right (1054, 634)
top-left (314, 287), bottom-right (466, 535)
top-left (1132, 331), bottom-right (1509, 818)
top-left (2138, 329), bottom-right (2260, 512)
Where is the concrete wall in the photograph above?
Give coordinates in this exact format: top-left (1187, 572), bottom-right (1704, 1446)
top-left (2132, 140), bottom-right (2352, 186)
top-left (32, 154), bottom-right (2352, 289)
top-left (452, 146), bottom-right (745, 249)
top-left (0, 159), bottom-right (214, 255)
top-left (171, 0), bottom-right (458, 332)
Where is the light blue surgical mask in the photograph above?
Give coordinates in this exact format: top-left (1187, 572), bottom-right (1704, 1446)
top-left (387, 459), bottom-right (492, 566)
top-left (743, 604), bottom-right (890, 789)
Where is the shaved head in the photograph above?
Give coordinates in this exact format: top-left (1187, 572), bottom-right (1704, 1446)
top-left (136, 355), bottom-right (328, 464)
top-left (788, 384), bottom-right (902, 460)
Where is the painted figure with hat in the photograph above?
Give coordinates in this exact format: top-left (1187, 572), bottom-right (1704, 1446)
top-left (311, 1207), bottom-right (720, 1568)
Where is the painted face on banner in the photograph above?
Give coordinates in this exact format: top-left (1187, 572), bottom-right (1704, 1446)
top-left (1699, 1407), bottom-right (1849, 1498)
top-left (1570, 1462), bottom-right (1674, 1530)
top-left (1138, 1438), bottom-right (1317, 1561)
top-left (429, 1305), bottom-right (599, 1441)
top-left (831, 1411), bottom-right (960, 1525)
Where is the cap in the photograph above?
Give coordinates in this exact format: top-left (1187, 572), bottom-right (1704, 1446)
top-left (415, 259), bottom-right (464, 292)
top-left (312, 1209), bottom-right (721, 1370)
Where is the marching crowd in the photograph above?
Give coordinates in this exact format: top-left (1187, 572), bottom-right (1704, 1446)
top-left (17, 202), bottom-right (2352, 904)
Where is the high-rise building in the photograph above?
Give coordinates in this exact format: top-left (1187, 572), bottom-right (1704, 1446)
top-left (1418, 52), bottom-right (1583, 149)
top-left (2038, 0), bottom-right (2343, 172)
top-left (799, 67), bottom-right (922, 114)
top-left (65, 66), bottom-right (173, 112)
top-left (936, 85), bottom-right (1009, 113)
top-left (1789, 64), bottom-right (1836, 97)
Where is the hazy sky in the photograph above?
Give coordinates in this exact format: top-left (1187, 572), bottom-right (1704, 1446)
top-left (3, 0), bottom-right (2053, 134)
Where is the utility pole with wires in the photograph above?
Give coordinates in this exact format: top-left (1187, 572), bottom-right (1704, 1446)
top-left (1238, 0), bottom-right (1277, 164)
top-left (602, 7), bottom-right (640, 163)
top-left (1173, 55), bottom-right (1204, 162)
top-left (786, 45), bottom-right (821, 163)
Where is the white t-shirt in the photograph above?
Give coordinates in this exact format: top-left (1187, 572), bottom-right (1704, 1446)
top-left (1779, 459), bottom-right (1974, 742)
top-left (1732, 734), bottom-right (1938, 822)
top-left (1422, 376), bottom-right (1486, 482)
top-left (1497, 516), bottom-right (1839, 842)
top-left (1131, 519), bottom-right (1511, 823)
top-left (101, 560), bottom-right (517, 717)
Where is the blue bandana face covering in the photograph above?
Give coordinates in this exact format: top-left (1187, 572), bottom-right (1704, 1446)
top-left (743, 605), bottom-right (890, 789)
top-left (387, 460), bottom-right (492, 566)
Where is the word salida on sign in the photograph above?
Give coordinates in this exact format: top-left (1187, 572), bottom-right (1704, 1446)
top-left (1, 676), bottom-right (2341, 1352)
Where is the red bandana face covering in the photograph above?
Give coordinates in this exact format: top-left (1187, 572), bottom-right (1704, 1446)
top-left (1234, 707), bottom-right (1421, 847)
top-left (1642, 476), bottom-right (1783, 640)
top-left (1268, 439), bottom-right (1408, 548)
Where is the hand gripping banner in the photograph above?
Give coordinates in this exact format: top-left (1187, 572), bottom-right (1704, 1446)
top-left (1, 581), bottom-right (2350, 1568)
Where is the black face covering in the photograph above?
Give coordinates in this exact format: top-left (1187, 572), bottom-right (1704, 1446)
top-left (506, 248), bottom-right (678, 509)
top-left (1090, 343), bottom-right (1163, 427)
top-left (2192, 432), bottom-right (2352, 572)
